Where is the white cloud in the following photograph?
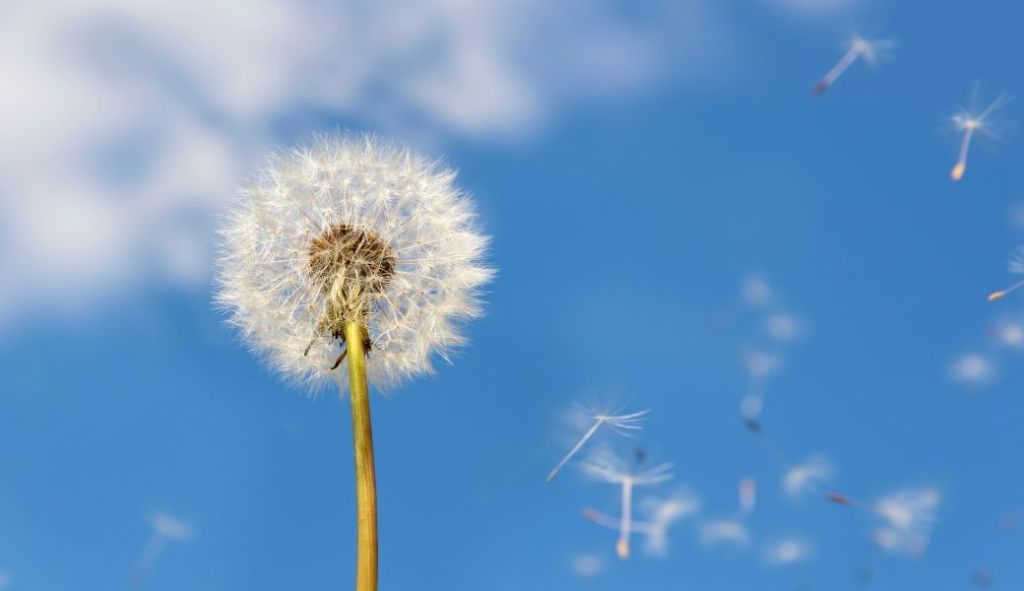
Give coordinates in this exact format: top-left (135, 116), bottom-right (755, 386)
top-left (0, 0), bottom-right (730, 327)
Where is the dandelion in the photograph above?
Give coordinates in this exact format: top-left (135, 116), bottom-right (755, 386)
top-left (949, 88), bottom-right (1013, 182)
top-left (547, 405), bottom-right (650, 482)
top-left (131, 512), bottom-right (192, 588)
top-left (783, 455), bottom-right (836, 500)
top-left (988, 247), bottom-right (1024, 301)
top-left (871, 487), bottom-right (941, 557)
top-left (580, 447), bottom-right (673, 559)
top-left (216, 134), bottom-right (493, 591)
top-left (813, 36), bottom-right (896, 96)
top-left (762, 538), bottom-right (813, 566)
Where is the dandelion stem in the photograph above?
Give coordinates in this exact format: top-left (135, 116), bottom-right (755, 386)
top-left (344, 316), bottom-right (378, 591)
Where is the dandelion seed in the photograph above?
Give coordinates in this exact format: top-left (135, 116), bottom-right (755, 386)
top-left (699, 518), bottom-right (751, 547)
top-left (216, 134), bottom-right (493, 590)
top-left (739, 478), bottom-right (757, 517)
top-left (569, 553), bottom-right (605, 578)
top-left (949, 88), bottom-right (1013, 182)
top-left (972, 569), bottom-right (994, 589)
top-left (949, 352), bottom-right (996, 387)
top-left (131, 512), bottom-right (192, 588)
top-left (0, 571), bottom-right (11, 589)
top-left (783, 455), bottom-right (836, 500)
top-left (813, 36), bottom-right (895, 96)
top-left (989, 247), bottom-right (1024, 301)
top-left (871, 487), bottom-right (941, 557)
top-left (992, 317), bottom-right (1024, 347)
top-left (743, 274), bottom-right (774, 307)
top-left (640, 488), bottom-right (702, 556)
top-left (765, 313), bottom-right (803, 342)
top-left (547, 406), bottom-right (649, 482)
top-left (580, 448), bottom-right (673, 559)
top-left (762, 538), bottom-right (813, 566)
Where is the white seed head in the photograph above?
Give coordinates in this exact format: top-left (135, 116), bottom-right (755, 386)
top-left (216, 134), bottom-right (494, 391)
top-left (871, 487), bottom-right (940, 557)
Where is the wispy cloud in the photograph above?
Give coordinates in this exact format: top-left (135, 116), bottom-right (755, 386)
top-left (0, 0), bottom-right (731, 327)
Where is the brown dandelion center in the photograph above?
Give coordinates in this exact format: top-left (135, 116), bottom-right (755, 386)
top-left (308, 223), bottom-right (396, 298)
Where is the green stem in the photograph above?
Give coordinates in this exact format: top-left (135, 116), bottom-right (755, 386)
top-left (344, 317), bottom-right (378, 591)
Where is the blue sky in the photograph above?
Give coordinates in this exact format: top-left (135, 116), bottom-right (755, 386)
top-left (1, 0), bottom-right (1023, 589)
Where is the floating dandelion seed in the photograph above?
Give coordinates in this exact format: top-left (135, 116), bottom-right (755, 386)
top-left (547, 406), bottom-right (650, 482)
top-left (640, 489), bottom-right (701, 556)
top-left (0, 571), bottom-right (11, 589)
top-left (762, 538), bottom-right (813, 566)
top-left (871, 487), bottom-right (941, 557)
top-left (580, 447), bottom-right (673, 559)
top-left (743, 274), bottom-right (774, 307)
top-left (949, 352), bottom-right (996, 387)
top-left (783, 455), bottom-right (836, 500)
top-left (949, 88), bottom-right (1013, 182)
top-left (765, 312), bottom-right (803, 342)
top-left (699, 518), bottom-right (751, 547)
top-left (699, 478), bottom-right (757, 548)
top-left (569, 553), bottom-right (606, 578)
top-left (585, 488), bottom-right (700, 558)
top-left (131, 512), bottom-right (192, 588)
top-left (992, 317), bottom-right (1024, 347)
top-left (988, 247), bottom-right (1024, 301)
top-left (813, 35), bottom-right (895, 96)
top-left (739, 478), bottom-right (757, 517)
top-left (216, 134), bottom-right (493, 591)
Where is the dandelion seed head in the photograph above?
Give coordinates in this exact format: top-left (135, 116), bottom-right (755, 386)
top-left (762, 538), bottom-right (813, 566)
top-left (871, 487), bottom-right (940, 557)
top-left (216, 133), bottom-right (494, 391)
top-left (783, 455), bottom-right (836, 500)
top-left (150, 512), bottom-right (193, 542)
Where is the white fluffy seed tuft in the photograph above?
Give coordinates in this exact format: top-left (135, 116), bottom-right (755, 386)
top-left (216, 133), bottom-right (494, 391)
